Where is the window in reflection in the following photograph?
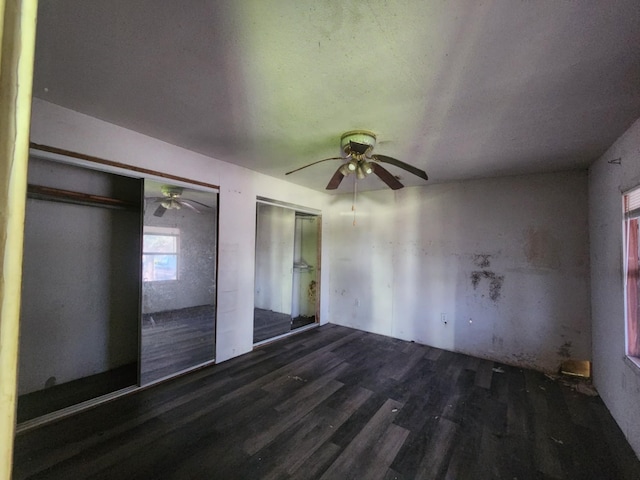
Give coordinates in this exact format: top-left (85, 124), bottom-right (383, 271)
top-left (143, 226), bottom-right (180, 281)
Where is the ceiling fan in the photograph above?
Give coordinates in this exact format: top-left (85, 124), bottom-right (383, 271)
top-left (286, 130), bottom-right (428, 190)
top-left (146, 185), bottom-right (211, 217)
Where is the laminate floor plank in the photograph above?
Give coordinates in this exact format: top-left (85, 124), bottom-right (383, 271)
top-left (474, 358), bottom-right (494, 389)
top-left (13, 324), bottom-right (640, 480)
top-left (525, 370), bottom-right (566, 479)
top-left (443, 429), bottom-right (482, 480)
top-left (243, 371), bottom-right (348, 455)
top-left (288, 442), bottom-right (342, 480)
top-left (358, 423), bottom-right (410, 480)
top-left (248, 386), bottom-right (373, 480)
top-left (414, 417), bottom-right (460, 479)
top-left (327, 392), bottom-right (389, 448)
top-left (383, 467), bottom-right (409, 480)
top-left (318, 398), bottom-right (405, 480)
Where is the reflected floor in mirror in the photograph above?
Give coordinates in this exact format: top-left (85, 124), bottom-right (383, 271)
top-left (254, 309), bottom-right (316, 343)
top-left (141, 305), bottom-right (216, 384)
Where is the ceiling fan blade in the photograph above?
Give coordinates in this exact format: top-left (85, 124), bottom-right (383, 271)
top-left (153, 205), bottom-right (167, 217)
top-left (286, 157), bottom-right (344, 176)
top-left (181, 198), bottom-right (211, 209)
top-left (177, 199), bottom-right (201, 213)
top-left (372, 154), bottom-right (429, 181)
top-left (326, 167), bottom-right (345, 190)
top-left (372, 163), bottom-right (404, 190)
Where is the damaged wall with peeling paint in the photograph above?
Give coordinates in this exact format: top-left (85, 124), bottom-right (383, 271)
top-left (589, 116), bottom-right (640, 458)
top-left (327, 171), bottom-right (590, 373)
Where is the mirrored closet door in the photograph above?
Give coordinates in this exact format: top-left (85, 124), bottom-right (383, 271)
top-left (141, 180), bottom-right (218, 384)
top-left (253, 201), bottom-right (320, 344)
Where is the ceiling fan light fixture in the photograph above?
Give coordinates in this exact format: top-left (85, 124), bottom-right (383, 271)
top-left (161, 199), bottom-right (181, 210)
top-left (347, 159), bottom-right (358, 171)
top-left (361, 160), bottom-right (373, 175)
top-left (339, 163), bottom-right (351, 176)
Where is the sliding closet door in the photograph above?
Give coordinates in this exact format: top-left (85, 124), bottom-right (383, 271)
top-left (254, 202), bottom-right (320, 344)
top-left (140, 180), bottom-right (218, 384)
top-left (17, 157), bottom-right (141, 422)
top-left (254, 203), bottom-right (295, 343)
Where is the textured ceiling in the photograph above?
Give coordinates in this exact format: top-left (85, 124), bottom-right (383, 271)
top-left (32, 0), bottom-right (640, 193)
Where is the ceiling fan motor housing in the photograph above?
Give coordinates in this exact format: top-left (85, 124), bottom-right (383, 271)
top-left (341, 130), bottom-right (376, 156)
top-left (160, 185), bottom-right (184, 197)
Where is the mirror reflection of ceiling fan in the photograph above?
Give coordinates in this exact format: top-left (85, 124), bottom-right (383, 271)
top-left (286, 130), bottom-right (429, 190)
top-left (146, 185), bottom-right (212, 217)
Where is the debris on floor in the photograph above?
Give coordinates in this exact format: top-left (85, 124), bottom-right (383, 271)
top-left (544, 372), bottom-right (599, 397)
top-left (573, 382), bottom-right (598, 396)
top-left (492, 367), bottom-right (505, 373)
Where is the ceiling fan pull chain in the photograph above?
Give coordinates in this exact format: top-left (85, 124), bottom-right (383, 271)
top-left (353, 177), bottom-right (358, 226)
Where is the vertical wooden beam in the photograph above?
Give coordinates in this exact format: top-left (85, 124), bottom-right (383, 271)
top-left (0, 1), bottom-right (38, 478)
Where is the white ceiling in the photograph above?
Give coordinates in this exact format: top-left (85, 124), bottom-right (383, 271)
top-left (32, 1), bottom-right (640, 193)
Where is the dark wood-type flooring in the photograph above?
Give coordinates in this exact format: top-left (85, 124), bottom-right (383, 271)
top-left (13, 324), bottom-right (640, 479)
top-left (16, 363), bottom-right (136, 423)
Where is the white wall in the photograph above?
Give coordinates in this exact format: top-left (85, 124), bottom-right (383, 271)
top-left (589, 116), bottom-right (640, 458)
top-left (327, 171), bottom-right (591, 373)
top-left (30, 98), bottom-right (331, 363)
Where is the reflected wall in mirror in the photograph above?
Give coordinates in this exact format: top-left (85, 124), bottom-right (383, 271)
top-left (292, 213), bottom-right (319, 329)
top-left (141, 180), bottom-right (218, 384)
top-left (17, 157), bottom-right (141, 422)
top-left (254, 202), bottom-right (320, 344)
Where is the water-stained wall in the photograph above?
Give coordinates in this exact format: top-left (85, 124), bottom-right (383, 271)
top-left (327, 171), bottom-right (590, 373)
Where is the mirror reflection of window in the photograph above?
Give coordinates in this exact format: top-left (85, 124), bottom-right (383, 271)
top-left (142, 227), bottom-right (179, 282)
